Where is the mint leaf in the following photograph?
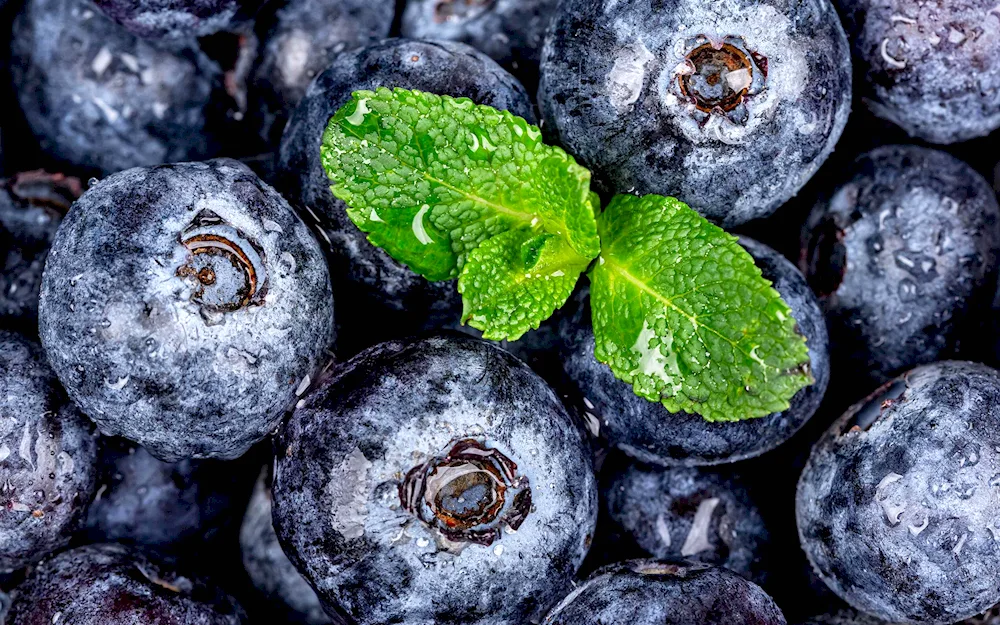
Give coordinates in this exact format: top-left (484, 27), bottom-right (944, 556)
top-left (589, 194), bottom-right (812, 422)
top-left (320, 88), bottom-right (600, 307)
top-left (458, 229), bottom-right (588, 340)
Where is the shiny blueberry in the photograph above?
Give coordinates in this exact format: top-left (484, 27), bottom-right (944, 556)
top-left (272, 334), bottom-right (597, 625)
top-left (276, 38), bottom-right (535, 356)
top-left (39, 159), bottom-right (334, 461)
top-left (797, 361), bottom-right (1000, 624)
top-left (538, 0), bottom-right (852, 226)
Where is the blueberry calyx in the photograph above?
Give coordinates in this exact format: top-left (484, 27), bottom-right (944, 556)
top-left (675, 36), bottom-right (766, 125)
top-left (400, 438), bottom-right (532, 547)
top-left (434, 0), bottom-right (494, 23)
top-left (175, 209), bottom-right (269, 313)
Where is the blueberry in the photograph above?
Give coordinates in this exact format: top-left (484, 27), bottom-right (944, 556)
top-left (537, 0), bottom-right (852, 226)
top-left (249, 0), bottom-right (394, 146)
top-left (600, 456), bottom-right (770, 585)
top-left (800, 145), bottom-right (1000, 386)
top-left (0, 172), bottom-right (81, 328)
top-left (795, 610), bottom-right (885, 625)
top-left (797, 361), bottom-right (1000, 624)
top-left (272, 334), bottom-right (597, 625)
top-left (5, 543), bottom-right (247, 623)
top-left (276, 38), bottom-right (535, 356)
top-left (401, 0), bottom-right (558, 89)
top-left (542, 560), bottom-right (786, 624)
top-left (84, 437), bottom-right (257, 555)
top-left (0, 331), bottom-right (98, 573)
top-left (11, 0), bottom-right (227, 175)
top-left (92, 0), bottom-right (262, 39)
top-left (38, 159), bottom-right (334, 461)
top-left (554, 237), bottom-right (829, 466)
top-left (835, 0), bottom-right (1000, 144)
top-left (241, 471), bottom-right (335, 625)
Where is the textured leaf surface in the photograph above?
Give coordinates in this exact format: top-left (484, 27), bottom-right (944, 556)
top-left (320, 87), bottom-right (600, 295)
top-left (590, 194), bottom-right (812, 421)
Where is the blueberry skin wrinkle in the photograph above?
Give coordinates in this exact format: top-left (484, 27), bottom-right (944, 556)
top-left (538, 0), bottom-right (852, 227)
top-left (834, 0), bottom-right (1000, 144)
top-left (276, 38), bottom-right (535, 355)
top-left (800, 145), bottom-right (1000, 386)
top-left (6, 543), bottom-right (247, 624)
top-left (542, 560), bottom-right (786, 625)
top-left (272, 334), bottom-right (598, 625)
top-left (0, 331), bottom-right (99, 573)
top-left (11, 0), bottom-right (226, 175)
top-left (797, 361), bottom-right (1000, 624)
top-left (555, 237), bottom-right (829, 466)
top-left (38, 159), bottom-right (334, 462)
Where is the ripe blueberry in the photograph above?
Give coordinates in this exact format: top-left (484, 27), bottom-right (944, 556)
top-left (38, 159), bottom-right (334, 461)
top-left (92, 0), bottom-right (262, 39)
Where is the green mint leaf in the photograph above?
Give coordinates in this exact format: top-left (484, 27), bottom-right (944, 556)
top-left (589, 194), bottom-right (812, 422)
top-left (458, 229), bottom-right (588, 340)
top-left (320, 87), bottom-right (600, 289)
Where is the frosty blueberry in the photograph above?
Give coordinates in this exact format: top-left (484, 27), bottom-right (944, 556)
top-left (92, 0), bottom-right (262, 38)
top-left (0, 172), bottom-right (80, 328)
top-left (5, 543), bottom-right (246, 623)
top-left (11, 0), bottom-right (227, 175)
top-left (797, 361), bottom-right (1000, 624)
top-left (277, 38), bottom-right (534, 355)
top-left (835, 0), bottom-right (1000, 144)
top-left (0, 331), bottom-right (98, 573)
top-left (272, 334), bottom-right (597, 625)
top-left (554, 237), bottom-right (828, 465)
top-left (800, 145), bottom-right (1000, 385)
top-left (38, 159), bottom-right (334, 461)
top-left (601, 456), bottom-right (770, 585)
top-left (538, 0), bottom-right (852, 226)
top-left (543, 560), bottom-right (786, 624)
top-left (250, 0), bottom-right (394, 145)
top-left (241, 472), bottom-right (333, 625)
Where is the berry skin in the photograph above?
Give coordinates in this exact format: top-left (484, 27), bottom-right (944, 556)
top-left (800, 145), bottom-right (1000, 386)
top-left (538, 0), bottom-right (852, 226)
top-left (0, 172), bottom-right (81, 328)
top-left (38, 159), bottom-right (334, 462)
top-left (240, 472), bottom-right (335, 625)
top-left (0, 331), bottom-right (99, 573)
top-left (6, 543), bottom-right (247, 624)
top-left (276, 38), bottom-right (535, 357)
top-left (11, 0), bottom-right (227, 175)
top-left (553, 237), bottom-right (829, 466)
top-left (92, 0), bottom-right (261, 39)
top-left (600, 454), bottom-right (770, 586)
top-left (250, 0), bottom-right (394, 146)
top-left (272, 334), bottom-right (597, 625)
top-left (401, 0), bottom-right (558, 89)
top-left (835, 0), bottom-right (1000, 144)
top-left (542, 560), bottom-right (786, 625)
top-left (797, 361), bottom-right (1000, 624)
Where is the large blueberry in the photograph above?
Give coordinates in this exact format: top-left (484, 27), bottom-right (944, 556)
top-left (554, 237), bottom-right (829, 466)
top-left (0, 172), bottom-right (81, 328)
top-left (92, 0), bottom-right (262, 39)
top-left (800, 146), bottom-right (1000, 386)
top-left (543, 560), bottom-right (786, 624)
top-left (241, 472), bottom-right (335, 625)
top-left (538, 0), bottom-right (852, 226)
top-left (11, 0), bottom-right (227, 175)
top-left (401, 0), bottom-right (558, 88)
top-left (835, 0), bottom-right (1000, 144)
top-left (6, 543), bottom-right (246, 623)
top-left (0, 331), bottom-right (98, 573)
top-left (601, 457), bottom-right (770, 585)
top-left (272, 334), bottom-right (597, 625)
top-left (38, 159), bottom-right (334, 461)
top-left (276, 38), bottom-right (535, 356)
top-left (797, 361), bottom-right (1000, 624)
top-left (250, 0), bottom-right (394, 146)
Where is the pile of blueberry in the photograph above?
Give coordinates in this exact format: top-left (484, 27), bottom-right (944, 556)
top-left (0, 0), bottom-right (999, 623)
